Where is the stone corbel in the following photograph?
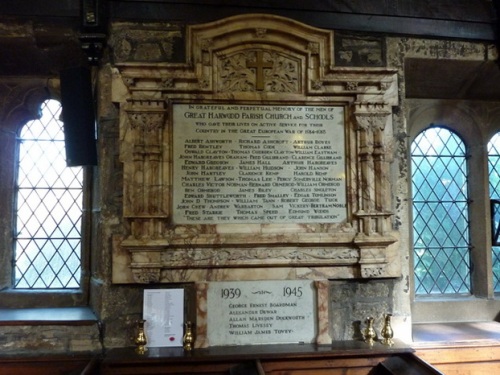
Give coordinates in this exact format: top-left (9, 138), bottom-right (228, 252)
top-left (355, 235), bottom-right (393, 278)
top-left (359, 263), bottom-right (387, 278)
top-left (125, 99), bottom-right (167, 132)
top-left (128, 247), bottom-right (163, 283)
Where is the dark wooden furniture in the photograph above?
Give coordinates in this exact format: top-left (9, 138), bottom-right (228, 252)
top-left (0, 355), bottom-right (98, 375)
top-left (101, 341), bottom-right (440, 375)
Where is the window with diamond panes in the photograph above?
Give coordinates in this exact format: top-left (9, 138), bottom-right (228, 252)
top-left (411, 127), bottom-right (471, 295)
top-left (488, 133), bottom-right (500, 293)
top-left (14, 99), bottom-right (83, 289)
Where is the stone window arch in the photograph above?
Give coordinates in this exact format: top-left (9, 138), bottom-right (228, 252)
top-left (409, 99), bottom-right (500, 323)
top-left (0, 80), bottom-right (92, 307)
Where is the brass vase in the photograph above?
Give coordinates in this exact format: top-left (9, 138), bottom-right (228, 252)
top-left (381, 313), bottom-right (394, 346)
top-left (135, 319), bottom-right (148, 354)
top-left (363, 316), bottom-right (376, 345)
top-left (183, 321), bottom-right (194, 351)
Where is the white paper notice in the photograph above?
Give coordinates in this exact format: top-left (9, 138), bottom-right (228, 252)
top-left (143, 289), bottom-right (184, 347)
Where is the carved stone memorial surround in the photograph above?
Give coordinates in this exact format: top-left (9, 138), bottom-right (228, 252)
top-left (111, 14), bottom-right (400, 286)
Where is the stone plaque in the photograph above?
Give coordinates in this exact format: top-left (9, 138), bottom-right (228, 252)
top-left (207, 280), bottom-right (316, 346)
top-left (172, 104), bottom-right (346, 224)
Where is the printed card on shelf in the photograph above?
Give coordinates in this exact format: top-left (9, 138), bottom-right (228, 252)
top-left (143, 289), bottom-right (184, 347)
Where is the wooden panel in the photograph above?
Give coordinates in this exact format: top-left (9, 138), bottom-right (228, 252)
top-left (261, 356), bottom-right (385, 372)
top-left (376, 355), bottom-right (445, 375)
top-left (431, 362), bottom-right (500, 375)
top-left (100, 342), bottom-right (439, 375)
top-left (0, 356), bottom-right (95, 375)
top-left (416, 345), bottom-right (500, 363)
top-left (101, 363), bottom-right (234, 375)
top-left (416, 344), bottom-right (500, 375)
top-left (0, 343), bottom-right (446, 375)
top-left (263, 370), bottom-right (372, 375)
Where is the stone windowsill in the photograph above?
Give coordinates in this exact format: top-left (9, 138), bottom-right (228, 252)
top-left (0, 307), bottom-right (97, 326)
top-left (412, 321), bottom-right (500, 347)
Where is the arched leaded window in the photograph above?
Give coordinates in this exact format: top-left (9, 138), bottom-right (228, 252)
top-left (411, 127), bottom-right (471, 296)
top-left (13, 99), bottom-right (83, 289)
top-left (487, 133), bottom-right (500, 293)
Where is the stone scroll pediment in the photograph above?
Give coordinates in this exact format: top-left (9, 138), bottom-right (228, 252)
top-left (111, 14), bottom-right (400, 284)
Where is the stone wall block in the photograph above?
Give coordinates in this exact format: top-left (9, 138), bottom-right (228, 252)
top-left (0, 325), bottom-right (101, 354)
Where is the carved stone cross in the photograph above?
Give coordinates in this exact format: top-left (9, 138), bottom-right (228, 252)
top-left (246, 51), bottom-right (273, 90)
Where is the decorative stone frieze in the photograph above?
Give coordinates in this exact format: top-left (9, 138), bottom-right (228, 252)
top-left (109, 22), bottom-right (184, 63)
top-left (111, 14), bottom-right (400, 284)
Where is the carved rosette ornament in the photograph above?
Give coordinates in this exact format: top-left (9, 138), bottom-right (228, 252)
top-left (200, 38), bottom-right (213, 52)
top-left (255, 28), bottom-right (267, 38)
top-left (161, 78), bottom-right (174, 89)
top-left (307, 42), bottom-right (320, 55)
top-left (345, 81), bottom-right (359, 91)
top-left (311, 80), bottom-right (323, 90)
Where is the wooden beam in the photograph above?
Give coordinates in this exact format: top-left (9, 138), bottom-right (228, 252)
top-left (108, 1), bottom-right (496, 41)
top-left (0, 1), bottom-right (495, 41)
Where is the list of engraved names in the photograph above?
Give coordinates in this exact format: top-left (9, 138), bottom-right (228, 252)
top-left (207, 280), bottom-right (316, 346)
top-left (172, 104), bottom-right (346, 224)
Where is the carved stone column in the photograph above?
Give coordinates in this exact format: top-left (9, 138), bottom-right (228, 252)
top-left (314, 280), bottom-right (332, 344)
top-left (121, 98), bottom-right (169, 283)
top-left (352, 102), bottom-right (395, 277)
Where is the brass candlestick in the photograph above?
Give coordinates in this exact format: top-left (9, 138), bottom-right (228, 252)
top-left (183, 321), bottom-right (194, 351)
top-left (363, 316), bottom-right (376, 345)
top-left (135, 319), bottom-right (148, 354)
top-left (381, 313), bottom-right (394, 346)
